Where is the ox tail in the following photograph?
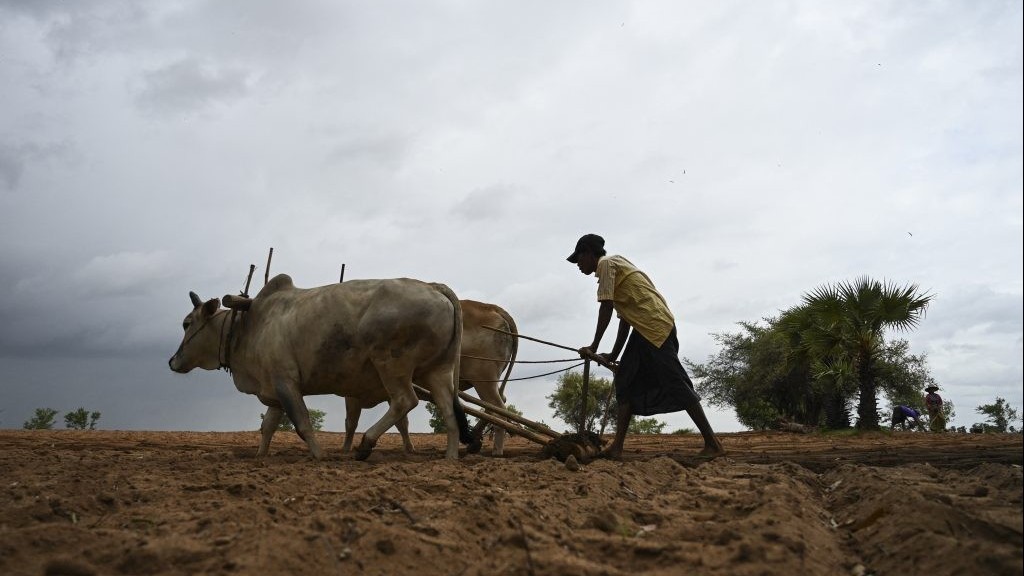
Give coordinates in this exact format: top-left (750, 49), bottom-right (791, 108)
top-left (496, 306), bottom-right (519, 399)
top-left (431, 283), bottom-right (479, 452)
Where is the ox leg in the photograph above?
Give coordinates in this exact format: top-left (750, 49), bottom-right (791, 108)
top-left (420, 368), bottom-right (462, 460)
top-left (342, 397), bottom-right (360, 454)
top-left (452, 396), bottom-right (481, 453)
top-left (396, 414), bottom-right (415, 453)
top-left (475, 382), bottom-right (508, 457)
top-left (274, 380), bottom-right (324, 460)
top-left (356, 370), bottom-right (418, 461)
top-left (258, 405), bottom-right (283, 458)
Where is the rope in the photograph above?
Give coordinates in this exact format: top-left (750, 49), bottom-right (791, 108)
top-left (460, 353), bottom-right (579, 364)
top-left (464, 362), bottom-right (585, 383)
top-left (481, 325), bottom-right (618, 372)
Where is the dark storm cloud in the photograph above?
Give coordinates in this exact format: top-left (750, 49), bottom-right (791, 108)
top-left (135, 58), bottom-right (253, 115)
top-left (0, 0), bottom-right (74, 19)
top-left (0, 250), bottom-right (183, 358)
top-left (0, 144), bottom-right (25, 190)
top-left (0, 0), bottom-right (148, 63)
top-left (918, 287), bottom-right (1024, 339)
top-left (0, 141), bottom-right (72, 191)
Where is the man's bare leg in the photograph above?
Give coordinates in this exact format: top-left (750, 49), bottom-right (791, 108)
top-left (686, 402), bottom-right (726, 457)
top-left (600, 401), bottom-right (632, 459)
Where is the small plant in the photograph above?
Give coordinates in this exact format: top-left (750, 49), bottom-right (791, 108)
top-left (424, 401), bottom-right (446, 433)
top-left (975, 397), bottom-right (1020, 433)
top-left (260, 408), bottom-right (326, 431)
top-left (628, 417), bottom-right (667, 434)
top-left (671, 427), bottom-right (696, 435)
top-left (473, 403), bottom-right (524, 438)
top-left (23, 408), bottom-right (59, 430)
top-left (64, 407), bottom-right (101, 430)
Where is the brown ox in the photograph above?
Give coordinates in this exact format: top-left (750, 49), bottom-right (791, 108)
top-left (168, 274), bottom-right (472, 460)
top-left (342, 299), bottom-right (518, 456)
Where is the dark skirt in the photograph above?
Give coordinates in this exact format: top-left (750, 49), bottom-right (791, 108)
top-left (614, 327), bottom-right (700, 416)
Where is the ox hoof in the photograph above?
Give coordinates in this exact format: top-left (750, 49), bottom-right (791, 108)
top-left (354, 440), bottom-right (374, 461)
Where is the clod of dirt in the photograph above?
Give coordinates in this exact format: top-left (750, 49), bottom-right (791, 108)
top-left (541, 432), bottom-right (604, 463)
top-left (564, 455), bottom-right (581, 471)
top-left (44, 558), bottom-right (96, 576)
top-left (375, 539), bottom-right (396, 555)
top-left (587, 510), bottom-right (620, 533)
top-left (850, 506), bottom-right (888, 532)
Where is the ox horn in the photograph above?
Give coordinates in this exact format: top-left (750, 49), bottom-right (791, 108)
top-left (189, 291), bottom-right (203, 308)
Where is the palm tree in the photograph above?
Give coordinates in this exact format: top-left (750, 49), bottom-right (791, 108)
top-left (781, 277), bottom-right (933, 430)
top-left (778, 306), bottom-right (857, 429)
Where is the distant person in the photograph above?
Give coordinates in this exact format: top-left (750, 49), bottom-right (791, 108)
top-left (567, 233), bottom-right (725, 459)
top-left (891, 405), bottom-right (923, 431)
top-left (924, 385), bottom-right (946, 432)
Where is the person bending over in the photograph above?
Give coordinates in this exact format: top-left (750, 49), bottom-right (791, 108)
top-left (567, 233), bottom-right (725, 459)
top-left (891, 405), bottom-right (923, 431)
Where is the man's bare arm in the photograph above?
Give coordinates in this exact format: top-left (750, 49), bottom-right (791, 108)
top-left (581, 300), bottom-right (615, 355)
top-left (606, 317), bottom-right (630, 361)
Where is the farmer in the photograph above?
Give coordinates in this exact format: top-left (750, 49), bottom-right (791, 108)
top-left (924, 385), bottom-right (946, 432)
top-left (567, 233), bottom-right (725, 459)
top-left (891, 405), bottom-right (923, 431)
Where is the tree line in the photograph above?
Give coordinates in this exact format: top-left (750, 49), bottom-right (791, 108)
top-left (21, 407), bottom-right (101, 430)
top-left (16, 274), bottom-right (1020, 438)
top-left (16, 391), bottom-right (1018, 434)
top-left (683, 276), bottom-right (1020, 433)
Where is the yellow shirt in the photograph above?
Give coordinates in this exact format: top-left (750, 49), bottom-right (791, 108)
top-left (595, 255), bottom-right (675, 347)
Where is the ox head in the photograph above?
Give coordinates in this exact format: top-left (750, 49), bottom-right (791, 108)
top-left (168, 291), bottom-right (224, 373)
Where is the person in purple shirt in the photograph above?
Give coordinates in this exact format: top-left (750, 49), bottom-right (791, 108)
top-left (891, 405), bottom-right (923, 431)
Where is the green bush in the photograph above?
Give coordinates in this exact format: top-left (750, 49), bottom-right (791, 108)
top-left (23, 408), bottom-right (58, 430)
top-left (64, 407), bottom-right (101, 430)
top-left (260, 408), bottom-right (326, 431)
top-left (628, 417), bottom-right (667, 434)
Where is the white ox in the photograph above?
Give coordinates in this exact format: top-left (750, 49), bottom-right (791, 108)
top-left (342, 299), bottom-right (518, 456)
top-left (168, 274), bottom-right (471, 460)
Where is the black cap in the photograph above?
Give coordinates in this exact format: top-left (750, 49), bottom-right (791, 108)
top-left (567, 234), bottom-right (605, 263)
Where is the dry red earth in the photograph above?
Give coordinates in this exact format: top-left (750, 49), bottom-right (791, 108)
top-left (1, 429), bottom-right (1021, 576)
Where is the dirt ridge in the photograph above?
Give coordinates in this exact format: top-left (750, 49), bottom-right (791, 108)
top-left (1, 430), bottom-right (1020, 575)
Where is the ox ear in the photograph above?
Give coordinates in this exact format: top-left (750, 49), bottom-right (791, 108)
top-left (222, 294), bottom-right (252, 311)
top-left (201, 297), bottom-right (220, 317)
top-left (189, 291), bottom-right (203, 308)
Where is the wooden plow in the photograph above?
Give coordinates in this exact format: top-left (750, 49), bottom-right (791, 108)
top-left (424, 327), bottom-right (619, 463)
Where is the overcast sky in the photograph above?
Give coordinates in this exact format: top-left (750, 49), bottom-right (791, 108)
top-left (1, 1), bottom-right (1021, 438)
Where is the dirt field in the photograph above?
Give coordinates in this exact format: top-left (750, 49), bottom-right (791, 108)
top-left (1, 429), bottom-right (1021, 576)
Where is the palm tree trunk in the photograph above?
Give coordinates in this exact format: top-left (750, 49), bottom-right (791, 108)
top-left (856, 352), bottom-right (880, 430)
top-left (824, 389), bottom-right (851, 429)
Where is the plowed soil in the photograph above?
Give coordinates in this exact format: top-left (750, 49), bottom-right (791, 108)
top-left (1, 429), bottom-right (1021, 576)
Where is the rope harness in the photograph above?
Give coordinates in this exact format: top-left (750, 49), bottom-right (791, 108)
top-left (222, 309), bottom-right (241, 372)
top-left (457, 352), bottom-right (586, 383)
top-left (173, 310), bottom-right (231, 370)
top-left (181, 311), bottom-right (599, 382)
top-left (463, 327), bottom-right (617, 383)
